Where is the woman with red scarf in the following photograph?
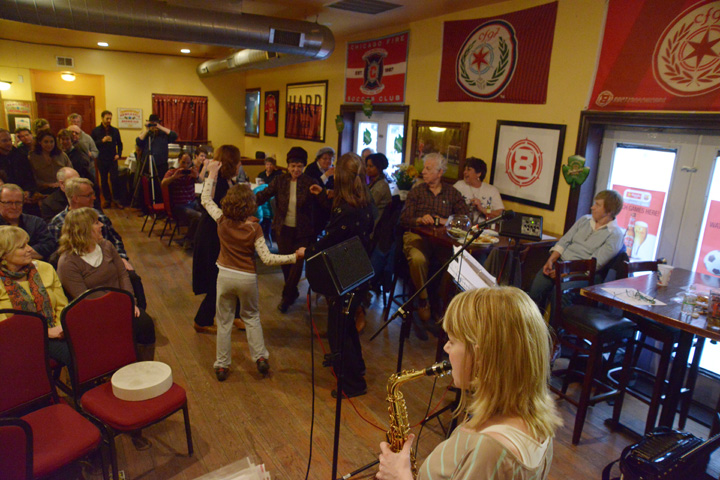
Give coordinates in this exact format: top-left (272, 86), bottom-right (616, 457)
top-left (0, 225), bottom-right (70, 365)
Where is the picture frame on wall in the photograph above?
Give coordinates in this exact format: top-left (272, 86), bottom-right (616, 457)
top-left (490, 120), bottom-right (566, 210)
top-left (410, 120), bottom-right (470, 182)
top-left (285, 80), bottom-right (328, 142)
top-left (264, 90), bottom-right (279, 137)
top-left (244, 88), bottom-right (260, 137)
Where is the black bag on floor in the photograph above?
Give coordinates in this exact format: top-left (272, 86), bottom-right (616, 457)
top-left (602, 427), bottom-right (720, 480)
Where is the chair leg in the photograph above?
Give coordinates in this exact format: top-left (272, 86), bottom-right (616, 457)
top-left (645, 340), bottom-right (674, 433)
top-left (678, 337), bottom-right (705, 429)
top-left (99, 442), bottom-right (110, 480)
top-left (168, 222), bottom-right (179, 246)
top-left (148, 215), bottom-right (159, 237)
top-left (183, 404), bottom-right (194, 456)
top-left (108, 434), bottom-right (119, 480)
top-left (611, 339), bottom-right (635, 428)
top-left (141, 214), bottom-right (149, 232)
top-left (573, 343), bottom-right (601, 445)
top-left (159, 218), bottom-right (170, 240)
top-left (380, 273), bottom-right (399, 324)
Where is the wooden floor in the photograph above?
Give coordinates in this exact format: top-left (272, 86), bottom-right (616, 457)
top-left (76, 208), bottom-right (714, 480)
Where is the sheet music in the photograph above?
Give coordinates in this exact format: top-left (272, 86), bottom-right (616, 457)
top-left (448, 246), bottom-right (497, 291)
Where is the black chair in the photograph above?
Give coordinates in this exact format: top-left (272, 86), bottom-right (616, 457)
top-left (550, 258), bottom-right (636, 445)
top-left (610, 260), bottom-right (702, 433)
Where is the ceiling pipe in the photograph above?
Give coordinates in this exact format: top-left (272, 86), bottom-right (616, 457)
top-left (0, 0), bottom-right (335, 75)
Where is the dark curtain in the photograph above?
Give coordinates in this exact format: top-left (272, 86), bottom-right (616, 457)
top-left (152, 94), bottom-right (208, 142)
top-left (286, 102), bottom-right (323, 141)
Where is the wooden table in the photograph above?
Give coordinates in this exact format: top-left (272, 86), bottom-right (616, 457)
top-left (581, 268), bottom-right (720, 428)
top-left (410, 225), bottom-right (556, 251)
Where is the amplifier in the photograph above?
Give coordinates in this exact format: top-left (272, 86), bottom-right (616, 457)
top-left (305, 236), bottom-right (374, 297)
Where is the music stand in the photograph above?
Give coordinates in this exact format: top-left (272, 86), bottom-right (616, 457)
top-left (305, 236), bottom-right (373, 480)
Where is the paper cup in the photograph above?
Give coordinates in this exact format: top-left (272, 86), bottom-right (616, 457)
top-left (657, 264), bottom-right (674, 287)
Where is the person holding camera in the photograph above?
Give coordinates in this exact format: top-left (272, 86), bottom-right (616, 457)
top-left (136, 114), bottom-right (178, 190)
top-left (91, 110), bottom-right (123, 209)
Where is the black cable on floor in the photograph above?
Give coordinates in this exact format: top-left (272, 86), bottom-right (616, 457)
top-left (304, 289), bottom-right (314, 480)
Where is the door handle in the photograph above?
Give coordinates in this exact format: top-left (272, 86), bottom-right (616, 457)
top-left (681, 166), bottom-right (698, 173)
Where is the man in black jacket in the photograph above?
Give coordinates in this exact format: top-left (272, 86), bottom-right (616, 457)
top-left (0, 128), bottom-right (39, 216)
top-left (91, 110), bottom-right (124, 209)
top-left (0, 183), bottom-right (55, 260)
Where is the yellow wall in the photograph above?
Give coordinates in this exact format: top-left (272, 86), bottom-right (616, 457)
top-left (30, 69), bottom-right (106, 115)
top-left (242, 0), bottom-right (607, 235)
top-left (0, 39), bottom-right (245, 154)
top-left (0, 0), bottom-right (607, 233)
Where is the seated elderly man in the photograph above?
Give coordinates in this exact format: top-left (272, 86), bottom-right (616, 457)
top-left (529, 189), bottom-right (624, 317)
top-left (48, 177), bottom-right (147, 308)
top-left (399, 153), bottom-right (469, 328)
top-left (40, 167), bottom-right (79, 222)
top-left (0, 183), bottom-right (56, 260)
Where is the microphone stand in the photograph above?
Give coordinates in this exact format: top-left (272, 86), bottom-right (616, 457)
top-left (369, 212), bottom-right (513, 373)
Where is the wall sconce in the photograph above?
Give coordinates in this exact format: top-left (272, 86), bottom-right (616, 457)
top-left (61, 72), bottom-right (76, 82)
top-left (0, 80), bottom-right (11, 91)
top-left (429, 127), bottom-right (447, 132)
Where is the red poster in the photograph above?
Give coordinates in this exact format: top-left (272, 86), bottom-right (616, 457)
top-left (696, 200), bottom-right (720, 276)
top-left (345, 31), bottom-right (409, 104)
top-left (612, 185), bottom-right (667, 261)
top-left (438, 2), bottom-right (557, 103)
top-left (591, 0), bottom-right (720, 111)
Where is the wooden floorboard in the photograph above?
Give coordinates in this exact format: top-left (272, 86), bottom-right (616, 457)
top-left (75, 208), bottom-right (716, 480)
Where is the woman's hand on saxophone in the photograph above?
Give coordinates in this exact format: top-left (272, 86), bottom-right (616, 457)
top-left (377, 434), bottom-right (414, 480)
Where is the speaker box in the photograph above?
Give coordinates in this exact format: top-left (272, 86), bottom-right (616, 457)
top-left (498, 213), bottom-right (543, 241)
top-left (305, 236), bottom-right (374, 297)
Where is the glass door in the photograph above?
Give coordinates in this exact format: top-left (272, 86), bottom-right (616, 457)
top-left (354, 111), bottom-right (405, 173)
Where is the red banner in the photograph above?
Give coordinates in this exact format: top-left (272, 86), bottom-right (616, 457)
top-left (345, 31), bottom-right (409, 104)
top-left (612, 185), bottom-right (667, 262)
top-left (438, 2), bottom-right (557, 103)
top-left (591, 0), bottom-right (720, 111)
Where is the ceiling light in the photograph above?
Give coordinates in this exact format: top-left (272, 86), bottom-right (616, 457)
top-left (181, 49), bottom-right (191, 54)
top-left (97, 42), bottom-right (109, 47)
top-left (0, 80), bottom-right (11, 91)
top-left (61, 72), bottom-right (76, 82)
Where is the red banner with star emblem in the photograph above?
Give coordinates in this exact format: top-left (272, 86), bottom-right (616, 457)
top-left (345, 31), bottom-right (409, 104)
top-left (438, 2), bottom-right (557, 103)
top-left (591, 0), bottom-right (720, 111)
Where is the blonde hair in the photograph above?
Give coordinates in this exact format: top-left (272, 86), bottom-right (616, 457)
top-left (442, 287), bottom-right (562, 440)
top-left (0, 225), bottom-right (29, 259)
top-left (65, 177), bottom-right (94, 202)
top-left (59, 207), bottom-right (99, 255)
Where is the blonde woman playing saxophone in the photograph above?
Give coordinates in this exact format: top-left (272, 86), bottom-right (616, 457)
top-left (377, 287), bottom-right (561, 480)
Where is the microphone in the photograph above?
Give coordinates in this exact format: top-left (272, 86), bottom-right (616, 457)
top-left (470, 210), bottom-right (515, 232)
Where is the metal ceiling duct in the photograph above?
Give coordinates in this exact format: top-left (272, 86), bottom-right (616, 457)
top-left (0, 0), bottom-right (335, 75)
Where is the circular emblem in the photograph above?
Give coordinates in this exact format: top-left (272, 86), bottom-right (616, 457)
top-left (653, 0), bottom-right (720, 97)
top-left (506, 138), bottom-right (543, 187)
top-left (455, 20), bottom-right (518, 99)
top-left (595, 90), bottom-right (615, 107)
top-left (362, 48), bottom-right (387, 95)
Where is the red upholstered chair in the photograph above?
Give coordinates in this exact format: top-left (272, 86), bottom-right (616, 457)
top-left (160, 182), bottom-right (181, 246)
top-left (61, 288), bottom-right (193, 480)
top-left (0, 310), bottom-right (106, 479)
top-left (0, 418), bottom-right (32, 480)
top-left (141, 175), bottom-right (165, 236)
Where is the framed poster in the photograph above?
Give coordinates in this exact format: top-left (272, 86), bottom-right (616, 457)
top-left (244, 88), bottom-right (260, 137)
top-left (345, 31), bottom-right (409, 104)
top-left (410, 120), bottom-right (469, 182)
top-left (117, 108), bottom-right (143, 129)
top-left (490, 120), bottom-right (566, 210)
top-left (3, 100), bottom-right (33, 132)
top-left (264, 90), bottom-right (279, 137)
top-left (285, 81), bottom-right (327, 142)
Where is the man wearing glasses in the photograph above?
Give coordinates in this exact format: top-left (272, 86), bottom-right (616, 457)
top-left (0, 183), bottom-right (56, 260)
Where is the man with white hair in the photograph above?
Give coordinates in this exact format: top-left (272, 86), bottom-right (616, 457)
top-left (67, 113), bottom-right (99, 159)
top-left (40, 167), bottom-right (79, 222)
top-left (0, 183), bottom-right (56, 260)
top-left (399, 153), bottom-right (469, 337)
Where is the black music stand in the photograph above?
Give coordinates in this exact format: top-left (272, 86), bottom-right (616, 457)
top-left (305, 236), bottom-right (373, 480)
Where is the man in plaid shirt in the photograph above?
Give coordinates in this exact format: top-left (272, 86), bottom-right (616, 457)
top-left (48, 177), bottom-right (147, 308)
top-left (399, 153), bottom-right (469, 333)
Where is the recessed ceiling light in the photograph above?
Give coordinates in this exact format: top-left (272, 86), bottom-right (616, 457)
top-left (181, 49), bottom-right (191, 54)
top-left (97, 42), bottom-right (109, 47)
top-left (61, 72), bottom-right (76, 82)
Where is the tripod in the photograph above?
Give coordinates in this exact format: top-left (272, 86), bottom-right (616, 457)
top-left (131, 133), bottom-right (160, 206)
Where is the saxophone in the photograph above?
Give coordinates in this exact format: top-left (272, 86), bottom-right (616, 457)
top-left (386, 361), bottom-right (452, 478)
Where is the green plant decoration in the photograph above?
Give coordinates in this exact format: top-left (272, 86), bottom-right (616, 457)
top-left (362, 98), bottom-right (373, 118)
top-left (394, 135), bottom-right (403, 154)
top-left (335, 115), bottom-right (345, 133)
top-left (363, 128), bottom-right (372, 145)
top-left (562, 155), bottom-right (590, 188)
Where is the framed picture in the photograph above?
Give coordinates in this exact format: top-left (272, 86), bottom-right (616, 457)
top-left (264, 90), bottom-right (279, 137)
top-left (285, 80), bottom-right (328, 142)
top-left (116, 108), bottom-right (143, 129)
top-left (490, 120), bottom-right (566, 210)
top-left (410, 120), bottom-right (470, 182)
top-left (244, 88), bottom-right (260, 137)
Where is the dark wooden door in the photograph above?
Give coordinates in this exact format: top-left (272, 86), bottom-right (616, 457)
top-left (35, 93), bottom-right (95, 135)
